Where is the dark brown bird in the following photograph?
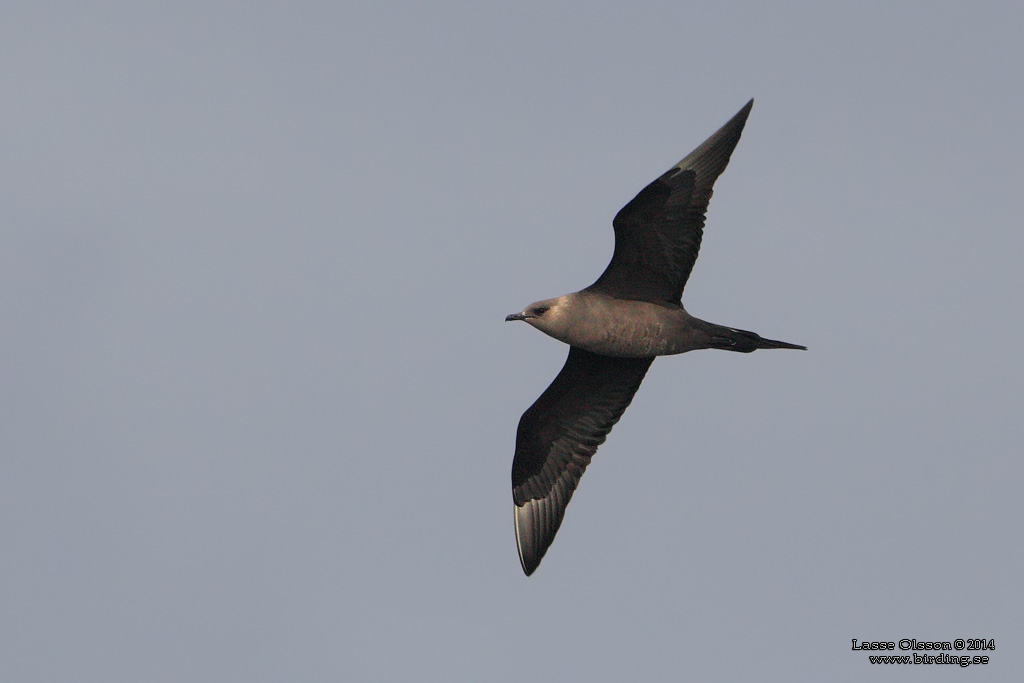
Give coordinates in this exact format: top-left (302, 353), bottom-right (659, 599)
top-left (506, 100), bottom-right (804, 575)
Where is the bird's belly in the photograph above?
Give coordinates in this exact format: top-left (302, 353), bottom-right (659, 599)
top-left (567, 308), bottom-right (689, 358)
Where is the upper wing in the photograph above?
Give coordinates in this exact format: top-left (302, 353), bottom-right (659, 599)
top-left (587, 99), bottom-right (753, 304)
top-left (512, 347), bottom-right (654, 575)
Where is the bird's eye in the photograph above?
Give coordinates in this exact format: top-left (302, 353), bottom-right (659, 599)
top-left (532, 306), bottom-right (549, 316)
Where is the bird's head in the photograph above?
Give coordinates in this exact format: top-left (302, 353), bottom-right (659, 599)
top-left (505, 296), bottom-right (567, 335)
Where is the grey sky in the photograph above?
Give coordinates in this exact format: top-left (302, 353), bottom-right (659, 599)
top-left (2, 2), bottom-right (1021, 681)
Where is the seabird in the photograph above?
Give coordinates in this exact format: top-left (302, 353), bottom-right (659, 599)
top-left (506, 99), bottom-right (804, 576)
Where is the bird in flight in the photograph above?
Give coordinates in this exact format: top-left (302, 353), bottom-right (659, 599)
top-left (506, 100), bottom-right (804, 575)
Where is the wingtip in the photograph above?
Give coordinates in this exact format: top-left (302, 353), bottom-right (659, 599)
top-left (514, 504), bottom-right (541, 576)
top-left (722, 99), bottom-right (753, 135)
top-left (671, 99), bottom-right (754, 177)
top-left (730, 98), bottom-right (754, 127)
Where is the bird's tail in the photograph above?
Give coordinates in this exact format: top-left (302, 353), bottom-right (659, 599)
top-left (709, 326), bottom-right (806, 353)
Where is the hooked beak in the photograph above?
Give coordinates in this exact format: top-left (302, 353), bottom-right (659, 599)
top-left (505, 312), bottom-right (530, 322)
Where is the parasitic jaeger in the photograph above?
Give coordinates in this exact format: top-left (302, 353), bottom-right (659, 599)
top-left (506, 99), bottom-right (804, 576)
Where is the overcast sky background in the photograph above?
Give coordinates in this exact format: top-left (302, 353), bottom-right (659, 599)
top-left (3, 2), bottom-right (1022, 681)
